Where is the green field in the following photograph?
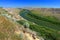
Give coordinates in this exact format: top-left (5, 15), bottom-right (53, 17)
top-left (17, 9), bottom-right (60, 40)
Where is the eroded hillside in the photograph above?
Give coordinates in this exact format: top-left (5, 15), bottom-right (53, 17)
top-left (1, 8), bottom-right (60, 40)
top-left (0, 8), bottom-right (41, 40)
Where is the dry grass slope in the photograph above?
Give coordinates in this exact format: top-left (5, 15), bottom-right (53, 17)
top-left (0, 16), bottom-right (18, 40)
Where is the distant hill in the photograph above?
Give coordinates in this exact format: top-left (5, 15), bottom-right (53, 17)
top-left (27, 8), bottom-right (60, 20)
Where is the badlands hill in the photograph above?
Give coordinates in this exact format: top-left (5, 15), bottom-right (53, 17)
top-left (0, 8), bottom-right (60, 40)
top-left (0, 8), bottom-right (41, 40)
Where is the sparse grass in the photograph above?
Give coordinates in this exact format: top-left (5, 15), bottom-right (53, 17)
top-left (0, 16), bottom-right (22, 40)
top-left (17, 20), bottom-right (60, 40)
top-left (19, 9), bottom-right (60, 40)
